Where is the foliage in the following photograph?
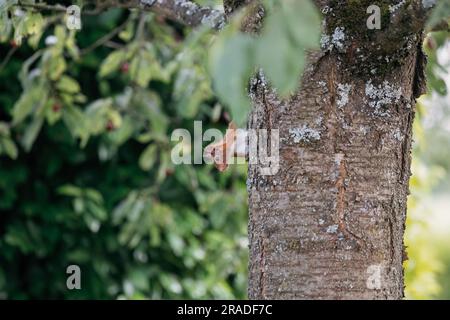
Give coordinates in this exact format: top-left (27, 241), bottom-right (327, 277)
top-left (0, 3), bottom-right (250, 299)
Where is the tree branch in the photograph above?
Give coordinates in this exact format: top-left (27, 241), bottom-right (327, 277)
top-left (118, 0), bottom-right (225, 29)
top-left (0, 46), bottom-right (19, 74)
top-left (80, 17), bottom-right (130, 56)
top-left (15, 1), bottom-right (67, 13)
top-left (14, 0), bottom-right (226, 30)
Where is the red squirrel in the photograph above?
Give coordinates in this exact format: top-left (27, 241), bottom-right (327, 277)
top-left (204, 122), bottom-right (248, 172)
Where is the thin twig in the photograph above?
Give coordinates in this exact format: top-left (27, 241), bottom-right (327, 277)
top-left (45, 13), bottom-right (66, 26)
top-left (0, 46), bottom-right (19, 74)
top-left (104, 41), bottom-right (125, 50)
top-left (15, 1), bottom-right (107, 16)
top-left (135, 13), bottom-right (147, 41)
top-left (16, 1), bottom-right (67, 12)
top-left (80, 17), bottom-right (131, 56)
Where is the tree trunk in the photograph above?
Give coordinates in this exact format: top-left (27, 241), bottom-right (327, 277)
top-left (224, 0), bottom-right (428, 299)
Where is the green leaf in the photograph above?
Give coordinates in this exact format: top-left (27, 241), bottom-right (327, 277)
top-left (24, 12), bottom-right (44, 48)
top-left (57, 184), bottom-right (83, 197)
top-left (167, 233), bottom-right (185, 256)
top-left (156, 151), bottom-right (172, 183)
top-left (255, 0), bottom-right (320, 95)
top-left (256, 18), bottom-right (304, 95)
top-left (208, 0), bottom-right (321, 125)
top-left (84, 98), bottom-right (116, 135)
top-left (62, 105), bottom-right (90, 146)
top-left (12, 11), bottom-right (26, 45)
top-left (4, 225), bottom-right (33, 254)
top-left (1, 138), bottom-right (18, 159)
top-left (84, 188), bottom-right (104, 204)
top-left (12, 86), bottom-right (45, 125)
top-left (12, 93), bottom-right (34, 125)
top-left (108, 109), bottom-right (123, 129)
top-left (99, 50), bottom-right (126, 77)
top-left (107, 115), bottom-right (134, 146)
top-left (139, 144), bottom-right (158, 171)
top-left (21, 116), bottom-right (43, 152)
top-left (54, 25), bottom-right (66, 47)
top-left (87, 202), bottom-right (108, 221)
top-left (130, 55), bottom-right (152, 87)
top-left (57, 76), bottom-right (80, 93)
top-left (134, 90), bottom-right (168, 136)
top-left (174, 67), bottom-right (212, 119)
top-left (0, 10), bottom-right (12, 42)
top-left (142, 48), bottom-right (168, 82)
top-left (19, 52), bottom-right (44, 91)
top-left (112, 191), bottom-right (139, 224)
top-left (209, 31), bottom-right (255, 126)
top-left (45, 99), bottom-right (62, 125)
top-left (74, 197), bottom-right (84, 214)
top-left (119, 21), bottom-right (134, 41)
top-left (51, 59), bottom-right (67, 81)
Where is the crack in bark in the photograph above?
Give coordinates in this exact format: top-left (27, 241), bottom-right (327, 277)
top-left (388, 195), bottom-right (396, 267)
top-left (335, 154), bottom-right (365, 249)
top-left (336, 155), bottom-right (347, 231)
top-left (400, 101), bottom-right (415, 185)
top-left (259, 237), bottom-right (266, 298)
top-left (325, 60), bottom-right (364, 249)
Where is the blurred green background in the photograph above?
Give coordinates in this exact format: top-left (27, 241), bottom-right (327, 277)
top-left (0, 1), bottom-right (249, 299)
top-left (405, 40), bottom-right (450, 299)
top-left (0, 1), bottom-right (449, 299)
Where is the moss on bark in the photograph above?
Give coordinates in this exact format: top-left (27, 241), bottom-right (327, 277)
top-left (322, 0), bottom-right (425, 77)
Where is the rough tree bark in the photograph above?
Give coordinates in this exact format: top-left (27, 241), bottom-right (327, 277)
top-left (224, 0), bottom-right (431, 299)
